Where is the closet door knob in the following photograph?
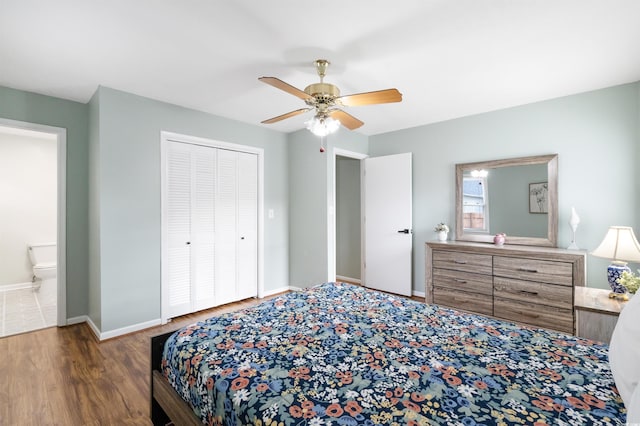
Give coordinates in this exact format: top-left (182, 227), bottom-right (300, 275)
top-left (185, 241), bottom-right (191, 245)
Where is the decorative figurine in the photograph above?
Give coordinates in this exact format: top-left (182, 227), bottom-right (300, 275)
top-left (567, 207), bottom-right (580, 250)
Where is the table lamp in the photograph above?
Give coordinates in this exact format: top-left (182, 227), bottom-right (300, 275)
top-left (591, 226), bottom-right (640, 300)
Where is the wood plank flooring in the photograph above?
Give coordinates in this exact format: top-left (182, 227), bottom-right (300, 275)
top-left (0, 287), bottom-right (422, 425)
top-left (0, 295), bottom-right (276, 425)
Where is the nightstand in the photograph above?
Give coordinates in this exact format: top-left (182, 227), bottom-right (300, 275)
top-left (574, 286), bottom-right (626, 343)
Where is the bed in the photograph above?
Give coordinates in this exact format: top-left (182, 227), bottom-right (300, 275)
top-left (150, 282), bottom-right (626, 425)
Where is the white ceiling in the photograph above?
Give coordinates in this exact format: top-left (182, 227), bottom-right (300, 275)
top-left (2, 1), bottom-right (640, 136)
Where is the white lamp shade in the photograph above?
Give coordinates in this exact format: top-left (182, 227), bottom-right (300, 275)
top-left (591, 226), bottom-right (640, 263)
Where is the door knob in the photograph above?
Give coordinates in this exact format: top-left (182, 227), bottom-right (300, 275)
top-left (186, 241), bottom-right (191, 245)
top-left (397, 229), bottom-right (411, 234)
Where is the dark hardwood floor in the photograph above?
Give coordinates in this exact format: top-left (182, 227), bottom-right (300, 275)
top-left (0, 287), bottom-right (422, 425)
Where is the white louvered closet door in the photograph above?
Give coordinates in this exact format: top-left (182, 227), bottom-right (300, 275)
top-left (166, 142), bottom-right (194, 318)
top-left (237, 152), bottom-right (258, 300)
top-left (191, 145), bottom-right (216, 311)
top-left (214, 149), bottom-right (258, 305)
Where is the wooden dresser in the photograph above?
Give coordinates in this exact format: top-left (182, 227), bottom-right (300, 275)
top-left (426, 241), bottom-right (586, 334)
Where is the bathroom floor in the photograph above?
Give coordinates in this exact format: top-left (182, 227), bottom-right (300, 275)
top-left (0, 279), bottom-right (57, 338)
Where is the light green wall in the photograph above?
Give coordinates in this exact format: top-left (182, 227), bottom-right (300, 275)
top-left (370, 82), bottom-right (640, 292)
top-left (93, 86), bottom-right (289, 332)
top-left (288, 129), bottom-right (368, 288)
top-left (0, 86), bottom-right (89, 318)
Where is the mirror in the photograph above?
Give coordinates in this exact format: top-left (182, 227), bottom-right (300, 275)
top-left (455, 154), bottom-right (558, 247)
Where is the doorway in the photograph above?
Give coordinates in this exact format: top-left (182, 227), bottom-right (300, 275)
top-left (0, 119), bottom-right (66, 338)
top-left (330, 149), bottom-right (367, 284)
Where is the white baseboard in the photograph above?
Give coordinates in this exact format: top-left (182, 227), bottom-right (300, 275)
top-left (66, 315), bottom-right (88, 326)
top-left (85, 316), bottom-right (102, 340)
top-left (336, 275), bottom-right (361, 285)
top-left (261, 286), bottom-right (291, 297)
top-left (73, 315), bottom-right (161, 341)
top-left (99, 318), bottom-right (162, 341)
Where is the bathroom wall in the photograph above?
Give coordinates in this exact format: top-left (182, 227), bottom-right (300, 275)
top-left (0, 129), bottom-right (57, 286)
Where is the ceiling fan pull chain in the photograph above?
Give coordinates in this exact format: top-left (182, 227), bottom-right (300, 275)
top-left (320, 136), bottom-right (326, 153)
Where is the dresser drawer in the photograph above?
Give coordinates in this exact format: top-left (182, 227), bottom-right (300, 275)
top-left (493, 277), bottom-right (572, 310)
top-left (493, 256), bottom-right (573, 286)
top-left (494, 296), bottom-right (573, 333)
top-left (433, 251), bottom-right (492, 275)
top-left (433, 268), bottom-right (493, 296)
top-left (433, 287), bottom-right (493, 316)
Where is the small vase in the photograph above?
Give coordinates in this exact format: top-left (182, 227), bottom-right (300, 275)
top-left (437, 231), bottom-right (448, 242)
top-left (493, 233), bottom-right (506, 246)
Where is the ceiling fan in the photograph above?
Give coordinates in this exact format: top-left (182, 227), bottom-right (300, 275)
top-left (258, 59), bottom-right (402, 136)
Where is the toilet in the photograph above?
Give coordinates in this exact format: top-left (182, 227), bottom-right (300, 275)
top-left (28, 242), bottom-right (57, 282)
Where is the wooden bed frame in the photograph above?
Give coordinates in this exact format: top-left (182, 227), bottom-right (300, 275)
top-left (150, 331), bottom-right (202, 426)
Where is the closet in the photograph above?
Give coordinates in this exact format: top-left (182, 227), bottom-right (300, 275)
top-left (163, 139), bottom-right (258, 320)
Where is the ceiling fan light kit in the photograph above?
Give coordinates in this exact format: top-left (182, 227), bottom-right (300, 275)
top-left (305, 114), bottom-right (340, 137)
top-left (259, 59), bottom-right (402, 145)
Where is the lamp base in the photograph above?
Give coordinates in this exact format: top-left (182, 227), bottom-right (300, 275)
top-left (608, 291), bottom-right (630, 301)
top-left (607, 261), bottom-right (630, 297)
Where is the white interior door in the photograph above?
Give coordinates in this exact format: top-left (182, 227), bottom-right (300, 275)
top-left (364, 153), bottom-right (412, 296)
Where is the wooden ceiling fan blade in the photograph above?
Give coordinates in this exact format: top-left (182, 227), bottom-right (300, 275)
top-left (258, 77), bottom-right (314, 101)
top-left (337, 88), bottom-right (402, 106)
top-left (329, 110), bottom-right (364, 130)
top-left (261, 108), bottom-right (310, 124)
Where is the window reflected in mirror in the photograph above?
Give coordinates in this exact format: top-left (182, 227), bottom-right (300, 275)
top-left (462, 174), bottom-right (488, 232)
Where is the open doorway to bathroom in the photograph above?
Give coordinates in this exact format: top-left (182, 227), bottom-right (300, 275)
top-left (0, 120), bottom-right (66, 338)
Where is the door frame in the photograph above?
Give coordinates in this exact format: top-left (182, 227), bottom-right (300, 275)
top-left (160, 131), bottom-right (264, 324)
top-left (0, 117), bottom-right (67, 326)
top-left (329, 148), bottom-right (368, 284)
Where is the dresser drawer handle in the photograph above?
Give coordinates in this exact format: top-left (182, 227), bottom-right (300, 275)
top-left (519, 290), bottom-right (539, 296)
top-left (454, 279), bottom-right (468, 284)
top-left (454, 260), bottom-right (468, 264)
top-left (517, 267), bottom-right (538, 273)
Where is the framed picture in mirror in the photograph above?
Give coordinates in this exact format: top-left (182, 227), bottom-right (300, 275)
top-left (529, 182), bottom-right (548, 214)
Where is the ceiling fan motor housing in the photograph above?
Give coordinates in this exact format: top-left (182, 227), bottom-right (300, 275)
top-left (304, 82), bottom-right (339, 111)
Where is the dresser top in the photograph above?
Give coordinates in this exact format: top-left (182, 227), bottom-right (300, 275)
top-left (426, 240), bottom-right (587, 261)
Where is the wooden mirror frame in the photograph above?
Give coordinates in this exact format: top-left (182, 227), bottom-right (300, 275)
top-left (455, 154), bottom-right (558, 247)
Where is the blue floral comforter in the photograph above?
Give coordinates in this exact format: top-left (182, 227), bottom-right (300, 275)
top-left (162, 282), bottom-right (625, 425)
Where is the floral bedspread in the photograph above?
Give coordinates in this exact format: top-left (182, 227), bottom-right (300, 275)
top-left (162, 282), bottom-right (625, 425)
